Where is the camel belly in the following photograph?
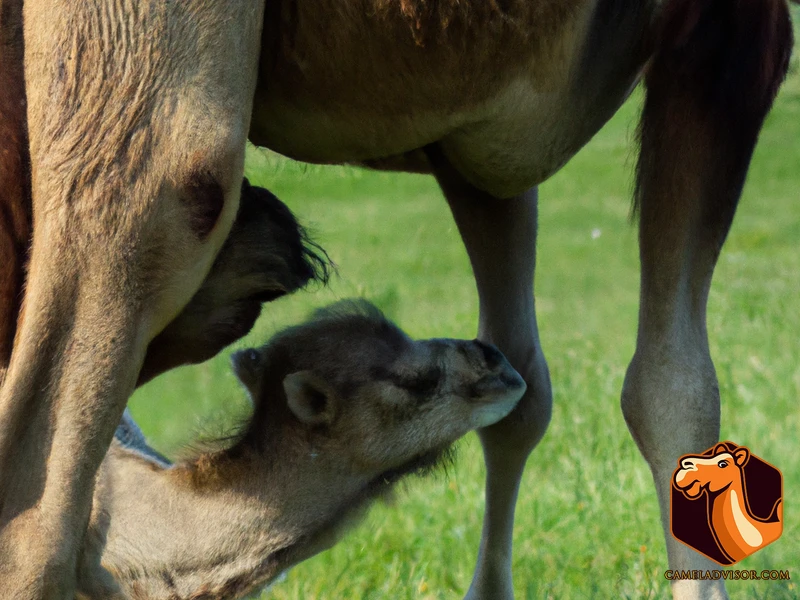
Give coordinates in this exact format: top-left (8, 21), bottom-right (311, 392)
top-left (251, 0), bottom-right (649, 197)
top-left (250, 98), bottom-right (464, 165)
top-left (251, 87), bottom-right (615, 197)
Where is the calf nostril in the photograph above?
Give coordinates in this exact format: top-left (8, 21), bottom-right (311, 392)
top-left (682, 459), bottom-right (695, 469)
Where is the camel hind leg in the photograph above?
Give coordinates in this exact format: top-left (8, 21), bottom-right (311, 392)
top-left (621, 1), bottom-right (792, 598)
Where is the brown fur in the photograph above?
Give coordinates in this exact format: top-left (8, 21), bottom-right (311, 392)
top-left (273, 0), bottom-right (583, 60)
top-left (257, 0), bottom-right (585, 132)
top-left (0, 0), bottom-right (30, 376)
top-left (385, 0), bottom-right (568, 46)
top-left (635, 0), bottom-right (793, 242)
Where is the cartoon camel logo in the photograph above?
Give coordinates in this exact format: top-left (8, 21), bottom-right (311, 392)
top-left (671, 442), bottom-right (783, 565)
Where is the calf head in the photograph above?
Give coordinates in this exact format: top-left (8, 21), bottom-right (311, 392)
top-left (232, 300), bottom-right (526, 480)
top-left (138, 179), bottom-right (329, 384)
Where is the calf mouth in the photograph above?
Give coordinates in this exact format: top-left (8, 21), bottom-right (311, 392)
top-left (368, 444), bottom-right (457, 496)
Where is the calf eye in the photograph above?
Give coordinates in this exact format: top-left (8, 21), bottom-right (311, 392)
top-left (718, 460), bottom-right (729, 468)
top-left (369, 365), bottom-right (442, 401)
top-left (401, 368), bottom-right (441, 398)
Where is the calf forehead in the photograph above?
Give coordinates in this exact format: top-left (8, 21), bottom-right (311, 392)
top-left (274, 317), bottom-right (408, 380)
top-left (389, 339), bottom-right (462, 373)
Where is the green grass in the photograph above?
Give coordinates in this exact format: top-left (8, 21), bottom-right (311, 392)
top-left (129, 29), bottom-right (800, 600)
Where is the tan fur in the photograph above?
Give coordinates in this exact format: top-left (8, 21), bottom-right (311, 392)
top-left (77, 302), bottom-right (526, 599)
top-left (0, 2), bottom-right (265, 597)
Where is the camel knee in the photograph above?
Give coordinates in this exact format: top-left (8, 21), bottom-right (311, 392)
top-left (517, 352), bottom-right (553, 446)
top-left (621, 348), bottom-right (720, 472)
top-left (480, 346), bottom-right (552, 460)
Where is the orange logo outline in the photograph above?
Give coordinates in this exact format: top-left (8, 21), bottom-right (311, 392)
top-left (670, 441), bottom-right (783, 565)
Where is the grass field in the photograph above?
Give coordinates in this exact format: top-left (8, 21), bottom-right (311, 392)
top-left (129, 26), bottom-right (800, 600)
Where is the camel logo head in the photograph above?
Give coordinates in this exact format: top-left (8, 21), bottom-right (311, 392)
top-left (670, 442), bottom-right (782, 565)
top-left (674, 444), bottom-right (750, 498)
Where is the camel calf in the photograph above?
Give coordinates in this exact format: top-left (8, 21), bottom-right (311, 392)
top-left (139, 178), bottom-right (329, 385)
top-left (76, 301), bottom-right (526, 600)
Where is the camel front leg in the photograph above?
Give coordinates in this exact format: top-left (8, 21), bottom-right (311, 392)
top-left (0, 1), bottom-right (265, 597)
top-left (428, 146), bottom-right (552, 600)
top-left (621, 2), bottom-right (792, 599)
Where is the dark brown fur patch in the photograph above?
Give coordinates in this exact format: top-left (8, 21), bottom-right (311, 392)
top-left (390, 0), bottom-right (519, 46)
top-left (182, 170), bottom-right (225, 240)
top-left (635, 0), bottom-right (793, 244)
top-left (0, 0), bottom-right (31, 371)
top-left (654, 0), bottom-right (793, 119)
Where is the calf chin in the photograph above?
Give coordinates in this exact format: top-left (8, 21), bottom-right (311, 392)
top-left (138, 180), bottom-right (331, 385)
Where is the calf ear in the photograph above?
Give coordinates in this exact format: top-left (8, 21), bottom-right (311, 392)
top-left (283, 371), bottom-right (336, 426)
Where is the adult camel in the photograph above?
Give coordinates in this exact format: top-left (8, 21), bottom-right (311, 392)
top-left (0, 1), bottom-right (794, 599)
